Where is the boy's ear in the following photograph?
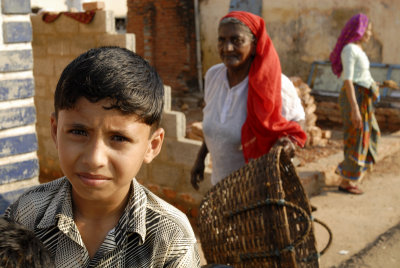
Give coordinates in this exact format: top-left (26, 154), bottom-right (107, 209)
top-left (50, 113), bottom-right (58, 148)
top-left (143, 128), bottom-right (165, 164)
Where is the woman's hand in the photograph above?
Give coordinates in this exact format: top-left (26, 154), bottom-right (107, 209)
top-left (191, 159), bottom-right (205, 190)
top-left (190, 142), bottom-right (208, 190)
top-left (351, 107), bottom-right (363, 129)
top-left (275, 136), bottom-right (296, 158)
top-left (382, 80), bottom-right (400, 90)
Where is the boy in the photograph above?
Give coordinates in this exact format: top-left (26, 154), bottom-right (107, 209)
top-left (5, 47), bottom-right (200, 267)
top-left (0, 217), bottom-right (54, 267)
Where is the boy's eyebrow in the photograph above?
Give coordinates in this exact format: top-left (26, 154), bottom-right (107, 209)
top-left (67, 123), bottom-right (88, 129)
top-left (109, 129), bottom-right (130, 136)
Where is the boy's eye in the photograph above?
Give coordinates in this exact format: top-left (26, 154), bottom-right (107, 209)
top-left (69, 129), bottom-right (87, 136)
top-left (111, 135), bottom-right (129, 142)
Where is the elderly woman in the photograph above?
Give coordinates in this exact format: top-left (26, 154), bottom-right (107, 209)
top-left (330, 13), bottom-right (379, 194)
top-left (191, 11), bottom-right (306, 189)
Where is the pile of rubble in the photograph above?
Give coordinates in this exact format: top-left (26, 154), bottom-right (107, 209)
top-left (186, 121), bottom-right (204, 141)
top-left (290, 77), bottom-right (331, 147)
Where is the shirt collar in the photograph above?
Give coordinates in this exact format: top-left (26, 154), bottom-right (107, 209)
top-left (36, 177), bottom-right (72, 229)
top-left (35, 177), bottom-right (148, 245)
top-left (122, 178), bottom-right (147, 244)
top-left (221, 65), bottom-right (249, 91)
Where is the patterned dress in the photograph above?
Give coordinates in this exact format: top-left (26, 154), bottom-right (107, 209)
top-left (336, 83), bottom-right (380, 180)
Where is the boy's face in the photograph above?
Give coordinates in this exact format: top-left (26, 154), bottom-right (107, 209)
top-left (51, 97), bottom-right (164, 203)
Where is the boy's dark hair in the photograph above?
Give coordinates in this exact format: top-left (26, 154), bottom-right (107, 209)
top-left (0, 217), bottom-right (54, 268)
top-left (54, 46), bottom-right (164, 128)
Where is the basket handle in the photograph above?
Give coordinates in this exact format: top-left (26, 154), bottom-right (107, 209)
top-left (224, 198), bottom-right (312, 260)
top-left (224, 198), bottom-right (332, 262)
top-left (313, 217), bottom-right (332, 256)
top-left (297, 217), bottom-right (333, 263)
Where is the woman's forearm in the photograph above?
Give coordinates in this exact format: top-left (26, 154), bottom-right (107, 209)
top-left (343, 79), bottom-right (362, 129)
top-left (197, 142), bottom-right (209, 163)
top-left (190, 142), bottom-right (209, 190)
top-left (344, 80), bottom-right (359, 111)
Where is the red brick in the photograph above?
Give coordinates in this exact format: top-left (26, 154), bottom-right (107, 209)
top-left (162, 187), bottom-right (177, 200)
top-left (173, 203), bottom-right (187, 214)
top-left (82, 1), bottom-right (105, 11)
top-left (179, 193), bottom-right (196, 204)
top-left (189, 207), bottom-right (199, 218)
top-left (127, 0), bottom-right (197, 92)
top-left (147, 183), bottom-right (161, 195)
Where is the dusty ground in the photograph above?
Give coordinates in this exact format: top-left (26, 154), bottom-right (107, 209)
top-left (312, 148), bottom-right (400, 267)
top-left (337, 222), bottom-right (400, 268)
top-left (295, 126), bottom-right (343, 166)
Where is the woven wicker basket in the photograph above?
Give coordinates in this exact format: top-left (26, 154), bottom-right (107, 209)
top-left (198, 145), bottom-right (321, 267)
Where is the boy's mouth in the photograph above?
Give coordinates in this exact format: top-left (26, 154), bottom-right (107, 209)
top-left (77, 172), bottom-right (111, 186)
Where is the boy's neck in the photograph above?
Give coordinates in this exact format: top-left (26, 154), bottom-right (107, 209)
top-left (72, 186), bottom-right (131, 221)
top-left (72, 188), bottom-right (131, 259)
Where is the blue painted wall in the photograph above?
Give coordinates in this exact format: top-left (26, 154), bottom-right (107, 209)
top-left (0, 78), bottom-right (35, 101)
top-left (2, 0), bottom-right (31, 14)
top-left (0, 0), bottom-right (38, 214)
top-left (3, 21), bottom-right (32, 43)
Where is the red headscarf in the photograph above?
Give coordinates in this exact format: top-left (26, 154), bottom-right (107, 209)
top-left (222, 11), bottom-right (306, 162)
top-left (329, 13), bottom-right (369, 77)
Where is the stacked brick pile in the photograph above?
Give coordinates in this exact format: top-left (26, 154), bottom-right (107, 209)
top-left (290, 77), bottom-right (331, 147)
top-left (375, 107), bottom-right (400, 132)
top-left (315, 93), bottom-right (400, 133)
top-left (313, 97), bottom-right (342, 127)
top-left (186, 121), bottom-right (203, 141)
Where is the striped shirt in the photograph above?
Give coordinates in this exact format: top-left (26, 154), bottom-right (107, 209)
top-left (4, 177), bottom-right (200, 268)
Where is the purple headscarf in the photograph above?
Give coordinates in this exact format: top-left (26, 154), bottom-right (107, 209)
top-left (329, 13), bottom-right (369, 77)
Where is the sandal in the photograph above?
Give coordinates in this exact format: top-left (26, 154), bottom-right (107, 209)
top-left (338, 185), bottom-right (364, 195)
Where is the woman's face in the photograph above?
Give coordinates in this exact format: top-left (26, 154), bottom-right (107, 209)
top-left (218, 23), bottom-right (256, 71)
top-left (361, 22), bottom-right (372, 43)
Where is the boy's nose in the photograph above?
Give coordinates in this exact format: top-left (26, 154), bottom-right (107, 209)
top-left (82, 139), bottom-right (108, 168)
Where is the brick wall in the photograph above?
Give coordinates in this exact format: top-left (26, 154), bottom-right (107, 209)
top-left (0, 0), bottom-right (39, 213)
top-left (31, 10), bottom-right (135, 182)
top-left (126, 0), bottom-right (198, 92)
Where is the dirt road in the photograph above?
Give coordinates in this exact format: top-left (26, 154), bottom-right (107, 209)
top-left (337, 222), bottom-right (400, 268)
top-left (312, 149), bottom-right (400, 267)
